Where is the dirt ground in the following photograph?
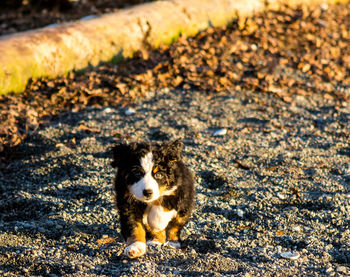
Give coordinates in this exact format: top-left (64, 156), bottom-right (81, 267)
top-left (0, 2), bottom-right (349, 276)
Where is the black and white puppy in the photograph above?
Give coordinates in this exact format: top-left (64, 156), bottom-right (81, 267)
top-left (112, 140), bottom-right (195, 258)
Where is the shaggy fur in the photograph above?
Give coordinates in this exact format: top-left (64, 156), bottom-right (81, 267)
top-left (112, 140), bottom-right (195, 258)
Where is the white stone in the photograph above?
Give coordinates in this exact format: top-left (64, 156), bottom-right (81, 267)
top-left (213, 128), bottom-right (227, 136)
top-left (104, 107), bottom-right (112, 113)
top-left (124, 107), bottom-right (136, 116)
top-left (280, 251), bottom-right (300, 260)
top-left (292, 226), bottom-right (302, 232)
top-left (320, 3), bottom-right (328, 11)
top-left (165, 241), bottom-right (181, 249)
top-left (236, 209), bottom-right (244, 218)
top-left (250, 44), bottom-right (258, 51)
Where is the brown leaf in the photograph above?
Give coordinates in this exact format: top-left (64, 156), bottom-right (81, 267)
top-left (236, 225), bottom-right (251, 230)
top-left (283, 96), bottom-right (293, 103)
top-left (324, 93), bottom-right (334, 100)
top-left (96, 237), bottom-right (116, 245)
top-left (172, 75), bottom-right (183, 87)
top-left (78, 124), bottom-right (101, 133)
top-left (301, 63), bottom-right (311, 73)
top-left (290, 187), bottom-right (301, 199)
top-left (233, 159), bottom-right (250, 170)
top-left (219, 77), bottom-right (229, 86)
top-left (116, 83), bottom-right (128, 95)
top-left (66, 137), bottom-right (77, 149)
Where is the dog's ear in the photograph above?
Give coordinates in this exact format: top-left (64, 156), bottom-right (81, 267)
top-left (111, 143), bottom-right (131, 168)
top-left (166, 139), bottom-right (183, 161)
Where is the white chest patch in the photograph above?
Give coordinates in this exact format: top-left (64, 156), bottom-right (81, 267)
top-left (146, 205), bottom-right (177, 232)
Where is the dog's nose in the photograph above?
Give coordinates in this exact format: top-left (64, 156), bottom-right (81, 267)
top-left (143, 189), bottom-right (153, 198)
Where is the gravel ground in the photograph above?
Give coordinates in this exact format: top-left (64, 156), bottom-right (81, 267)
top-left (0, 85), bottom-right (349, 276)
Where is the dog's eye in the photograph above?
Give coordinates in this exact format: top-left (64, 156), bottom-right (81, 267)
top-left (154, 172), bottom-right (163, 179)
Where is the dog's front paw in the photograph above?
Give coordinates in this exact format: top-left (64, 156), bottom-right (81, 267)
top-left (165, 241), bottom-right (181, 249)
top-left (124, 241), bottom-right (146, 258)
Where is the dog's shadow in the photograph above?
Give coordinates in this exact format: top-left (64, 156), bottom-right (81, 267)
top-left (0, 108), bottom-right (126, 275)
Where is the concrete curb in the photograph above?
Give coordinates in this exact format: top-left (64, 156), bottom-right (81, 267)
top-left (0, 0), bottom-right (347, 95)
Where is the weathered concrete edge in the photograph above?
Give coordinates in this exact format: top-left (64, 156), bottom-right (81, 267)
top-left (0, 0), bottom-right (347, 95)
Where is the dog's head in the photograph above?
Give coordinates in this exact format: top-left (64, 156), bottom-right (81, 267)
top-left (112, 140), bottom-right (183, 203)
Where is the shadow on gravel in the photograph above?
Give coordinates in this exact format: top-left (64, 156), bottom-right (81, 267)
top-left (0, 198), bottom-right (59, 222)
top-left (274, 200), bottom-right (336, 212)
top-left (273, 236), bottom-right (309, 251)
top-left (330, 250), bottom-right (350, 265)
top-left (0, 244), bottom-right (76, 276)
top-left (186, 237), bottom-right (220, 254)
top-left (44, 184), bottom-right (98, 200)
top-left (0, 109), bottom-right (118, 263)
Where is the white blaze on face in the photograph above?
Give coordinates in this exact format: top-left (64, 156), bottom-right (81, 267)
top-left (129, 152), bottom-right (160, 202)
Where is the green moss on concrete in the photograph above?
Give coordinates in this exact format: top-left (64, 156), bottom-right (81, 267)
top-left (1, 0), bottom-right (344, 95)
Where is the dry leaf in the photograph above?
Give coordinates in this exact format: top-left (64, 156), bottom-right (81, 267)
top-left (96, 237), bottom-right (116, 245)
top-left (233, 159), bottom-right (250, 170)
top-left (78, 124), bottom-right (101, 133)
top-left (290, 187), bottom-right (301, 199)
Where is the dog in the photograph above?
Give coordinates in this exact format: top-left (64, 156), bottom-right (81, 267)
top-left (111, 139), bottom-right (195, 258)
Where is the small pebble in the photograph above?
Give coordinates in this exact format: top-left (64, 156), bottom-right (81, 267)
top-left (336, 266), bottom-right (347, 273)
top-left (292, 226), bottom-right (302, 232)
top-left (104, 107), bottom-right (112, 113)
top-left (280, 251), bottom-right (300, 260)
top-left (250, 44), bottom-right (258, 51)
top-left (236, 209), bottom-right (244, 218)
top-left (320, 3), bottom-right (328, 11)
top-left (277, 193), bottom-right (286, 200)
top-left (213, 128), bottom-right (227, 136)
top-left (317, 20), bottom-right (327, 28)
top-left (125, 107), bottom-right (136, 116)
